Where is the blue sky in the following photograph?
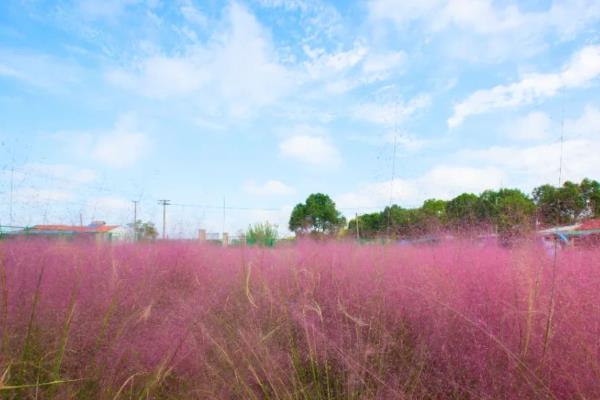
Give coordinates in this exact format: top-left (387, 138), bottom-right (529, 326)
top-left (1, 0), bottom-right (600, 237)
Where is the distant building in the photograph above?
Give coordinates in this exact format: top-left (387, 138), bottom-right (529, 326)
top-left (537, 218), bottom-right (600, 247)
top-left (4, 221), bottom-right (125, 241)
top-left (580, 219), bottom-right (600, 230)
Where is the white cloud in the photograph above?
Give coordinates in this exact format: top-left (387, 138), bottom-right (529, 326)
top-left (89, 196), bottom-right (131, 211)
top-left (349, 131), bottom-right (430, 152)
top-left (78, 0), bottom-right (141, 20)
top-left (197, 203), bottom-right (294, 237)
top-left (0, 49), bottom-right (83, 91)
top-left (362, 50), bottom-right (405, 74)
top-left (303, 44), bottom-right (368, 77)
top-left (353, 94), bottom-right (431, 125)
top-left (244, 204), bottom-right (294, 236)
top-left (107, 55), bottom-right (209, 98)
top-left (449, 45), bottom-right (600, 127)
top-left (25, 163), bottom-right (97, 185)
top-left (460, 105), bottom-right (600, 186)
top-left (564, 105), bottom-right (600, 138)
top-left (336, 165), bottom-right (505, 211)
top-left (369, 0), bottom-right (600, 63)
top-left (256, 0), bottom-right (344, 44)
top-left (302, 45), bottom-right (406, 94)
top-left (53, 115), bottom-right (151, 169)
top-left (0, 64), bottom-right (25, 81)
top-left (460, 139), bottom-right (600, 187)
top-left (279, 134), bottom-right (341, 167)
top-left (243, 180), bottom-right (295, 196)
top-left (508, 111), bottom-right (552, 141)
top-left (92, 117), bottom-right (151, 168)
top-left (420, 165), bottom-right (505, 197)
top-left (339, 104), bottom-right (600, 215)
top-left (179, 0), bottom-right (207, 26)
top-left (368, 0), bottom-right (441, 26)
top-left (107, 2), bottom-right (292, 118)
top-left (11, 188), bottom-right (73, 204)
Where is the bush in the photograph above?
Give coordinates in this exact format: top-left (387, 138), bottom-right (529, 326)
top-left (246, 221), bottom-right (278, 247)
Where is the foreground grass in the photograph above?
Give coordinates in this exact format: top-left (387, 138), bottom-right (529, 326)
top-left (0, 239), bottom-right (599, 399)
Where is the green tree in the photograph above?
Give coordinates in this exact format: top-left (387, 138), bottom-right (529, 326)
top-left (533, 184), bottom-right (559, 224)
top-left (246, 222), bottom-right (278, 247)
top-left (419, 198), bottom-right (447, 232)
top-left (580, 178), bottom-right (600, 218)
top-left (494, 189), bottom-right (535, 238)
top-left (289, 203), bottom-right (308, 233)
top-left (348, 212), bottom-right (384, 239)
top-left (446, 193), bottom-right (479, 230)
top-left (476, 190), bottom-right (502, 227)
top-left (534, 180), bottom-right (594, 225)
top-left (382, 205), bottom-right (425, 238)
top-left (289, 193), bottom-right (345, 236)
top-left (421, 199), bottom-right (447, 220)
top-left (129, 220), bottom-right (159, 241)
top-left (475, 189), bottom-right (535, 236)
top-left (558, 181), bottom-right (586, 223)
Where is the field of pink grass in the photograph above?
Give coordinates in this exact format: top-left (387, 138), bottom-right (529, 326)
top-left (0, 239), bottom-right (599, 399)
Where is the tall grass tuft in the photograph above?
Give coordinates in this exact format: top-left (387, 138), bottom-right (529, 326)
top-left (0, 238), bottom-right (598, 399)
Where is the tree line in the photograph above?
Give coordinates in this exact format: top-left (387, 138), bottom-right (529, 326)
top-left (288, 178), bottom-right (600, 240)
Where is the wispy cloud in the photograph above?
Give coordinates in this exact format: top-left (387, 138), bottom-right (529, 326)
top-left (10, 188), bottom-right (73, 204)
top-left (53, 114), bottom-right (152, 169)
top-left (0, 49), bottom-right (84, 91)
top-left (353, 94), bottom-right (431, 125)
top-left (76, 0), bottom-right (143, 21)
top-left (279, 134), bottom-right (341, 168)
top-left (369, 0), bottom-right (600, 61)
top-left (336, 165), bottom-right (505, 211)
top-left (459, 105), bottom-right (600, 186)
top-left (449, 45), bottom-right (600, 127)
top-left (243, 180), bottom-right (295, 196)
top-left (25, 163), bottom-right (97, 185)
top-left (106, 2), bottom-right (293, 119)
top-left (507, 111), bottom-right (552, 141)
top-left (93, 130), bottom-right (150, 169)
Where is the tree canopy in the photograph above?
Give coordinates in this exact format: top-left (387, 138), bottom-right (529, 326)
top-left (300, 177), bottom-right (598, 241)
top-left (347, 187), bottom-right (546, 240)
top-left (289, 193), bottom-right (345, 235)
top-left (533, 179), bottom-right (600, 225)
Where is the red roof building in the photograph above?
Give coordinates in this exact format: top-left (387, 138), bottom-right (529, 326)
top-left (7, 221), bottom-right (124, 241)
top-left (29, 224), bottom-right (119, 233)
top-left (580, 219), bottom-right (600, 230)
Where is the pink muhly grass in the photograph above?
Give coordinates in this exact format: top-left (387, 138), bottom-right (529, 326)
top-left (0, 238), bottom-right (598, 399)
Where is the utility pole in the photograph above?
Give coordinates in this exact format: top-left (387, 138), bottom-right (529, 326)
top-left (9, 165), bottom-right (14, 226)
top-left (222, 197), bottom-right (226, 237)
top-left (356, 212), bottom-right (360, 241)
top-left (387, 97), bottom-right (399, 240)
top-left (387, 131), bottom-right (398, 238)
top-left (132, 200), bottom-right (139, 241)
top-left (158, 200), bottom-right (170, 239)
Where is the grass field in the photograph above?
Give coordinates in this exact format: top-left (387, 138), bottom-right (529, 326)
top-left (0, 239), bottom-right (599, 399)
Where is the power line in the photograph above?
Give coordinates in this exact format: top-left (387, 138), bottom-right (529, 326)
top-left (169, 202), bottom-right (280, 211)
top-left (387, 96), bottom-right (399, 236)
top-left (558, 107), bottom-right (565, 187)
